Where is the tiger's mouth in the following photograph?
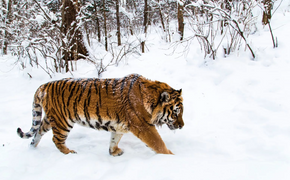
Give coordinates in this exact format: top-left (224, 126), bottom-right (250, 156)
top-left (166, 123), bottom-right (176, 130)
top-left (156, 118), bottom-right (177, 130)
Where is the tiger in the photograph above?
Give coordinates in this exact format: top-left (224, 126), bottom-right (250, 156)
top-left (17, 74), bottom-right (184, 156)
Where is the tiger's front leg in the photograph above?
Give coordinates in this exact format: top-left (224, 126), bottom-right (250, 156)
top-left (130, 123), bottom-right (173, 155)
top-left (109, 132), bottom-right (124, 156)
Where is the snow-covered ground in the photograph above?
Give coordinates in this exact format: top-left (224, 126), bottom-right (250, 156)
top-left (1, 4), bottom-right (290, 180)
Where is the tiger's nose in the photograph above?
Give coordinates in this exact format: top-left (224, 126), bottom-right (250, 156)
top-left (174, 124), bottom-right (184, 129)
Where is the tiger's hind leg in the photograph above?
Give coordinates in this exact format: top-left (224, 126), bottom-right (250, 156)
top-left (31, 116), bottom-right (51, 147)
top-left (50, 116), bottom-right (75, 154)
top-left (109, 132), bottom-right (124, 156)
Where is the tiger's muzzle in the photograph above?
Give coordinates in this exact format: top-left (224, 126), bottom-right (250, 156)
top-left (167, 115), bottom-right (184, 130)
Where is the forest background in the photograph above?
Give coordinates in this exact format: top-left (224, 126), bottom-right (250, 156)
top-left (0, 0), bottom-right (281, 77)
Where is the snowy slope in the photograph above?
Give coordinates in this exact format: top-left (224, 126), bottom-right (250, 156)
top-left (1, 5), bottom-right (290, 180)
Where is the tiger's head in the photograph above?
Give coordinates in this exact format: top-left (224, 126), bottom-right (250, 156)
top-left (152, 89), bottom-right (184, 130)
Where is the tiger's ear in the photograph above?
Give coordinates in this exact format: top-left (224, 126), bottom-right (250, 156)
top-left (160, 92), bottom-right (170, 103)
top-left (178, 89), bottom-right (182, 95)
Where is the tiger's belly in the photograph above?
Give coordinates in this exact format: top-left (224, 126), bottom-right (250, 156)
top-left (75, 117), bottom-right (129, 134)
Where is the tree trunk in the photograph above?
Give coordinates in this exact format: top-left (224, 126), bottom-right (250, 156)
top-left (141, 0), bottom-right (148, 53)
top-left (61, 0), bottom-right (88, 72)
top-left (103, 0), bottom-right (108, 51)
top-left (177, 1), bottom-right (184, 41)
top-left (262, 0), bottom-right (272, 25)
top-left (157, 0), bottom-right (165, 32)
top-left (116, 0), bottom-right (121, 46)
top-left (93, 1), bottom-right (101, 42)
top-left (3, 0), bottom-right (13, 55)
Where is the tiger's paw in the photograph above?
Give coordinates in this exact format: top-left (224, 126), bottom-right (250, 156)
top-left (109, 148), bottom-right (124, 156)
top-left (69, 150), bottom-right (77, 154)
top-left (168, 149), bottom-right (174, 155)
top-left (62, 149), bottom-right (77, 154)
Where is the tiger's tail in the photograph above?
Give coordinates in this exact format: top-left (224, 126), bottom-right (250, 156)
top-left (17, 89), bottom-right (43, 139)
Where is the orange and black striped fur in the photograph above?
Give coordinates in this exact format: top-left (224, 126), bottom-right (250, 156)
top-left (17, 74), bottom-right (184, 155)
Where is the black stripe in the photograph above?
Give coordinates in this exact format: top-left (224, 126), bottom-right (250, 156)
top-left (166, 109), bottom-right (171, 120)
top-left (105, 79), bottom-right (110, 95)
top-left (84, 99), bottom-right (90, 121)
top-left (94, 79), bottom-right (99, 95)
top-left (60, 79), bottom-right (70, 118)
top-left (49, 106), bottom-right (63, 129)
top-left (67, 80), bottom-right (79, 107)
top-left (101, 126), bottom-right (108, 131)
top-left (87, 83), bottom-right (92, 106)
top-left (55, 88), bottom-right (73, 128)
top-left (99, 82), bottom-right (102, 107)
top-left (95, 122), bottom-right (100, 129)
top-left (33, 111), bottom-right (42, 117)
top-left (106, 107), bottom-right (111, 119)
top-left (89, 123), bottom-right (95, 129)
top-left (84, 83), bottom-right (92, 122)
top-left (44, 117), bottom-right (50, 124)
top-left (30, 128), bottom-right (38, 133)
top-left (53, 135), bottom-right (62, 142)
top-left (127, 75), bottom-right (140, 107)
top-left (105, 121), bottom-right (111, 127)
top-left (112, 79), bottom-right (119, 95)
top-left (32, 120), bottom-right (41, 126)
top-left (68, 79), bottom-right (75, 91)
top-left (110, 126), bottom-right (116, 132)
top-left (51, 82), bottom-right (62, 123)
top-left (74, 97), bottom-right (81, 121)
top-left (52, 119), bottom-right (71, 132)
top-left (50, 82), bottom-right (56, 107)
top-left (74, 80), bottom-right (86, 122)
top-left (63, 118), bottom-right (73, 129)
top-left (42, 126), bottom-right (49, 133)
top-left (59, 113), bottom-right (72, 129)
top-left (49, 112), bottom-right (65, 131)
top-left (58, 80), bottom-right (64, 94)
top-left (67, 109), bottom-right (74, 123)
top-left (51, 109), bottom-right (73, 130)
top-left (129, 74), bottom-right (140, 93)
top-left (67, 81), bottom-right (80, 123)
top-left (116, 112), bottom-right (120, 124)
top-left (33, 104), bottom-right (41, 108)
top-left (53, 130), bottom-right (68, 139)
top-left (96, 103), bottom-right (102, 124)
top-left (159, 107), bottom-right (167, 121)
top-left (120, 77), bottom-right (127, 94)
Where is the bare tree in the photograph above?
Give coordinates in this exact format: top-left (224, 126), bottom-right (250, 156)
top-left (172, 0), bottom-right (256, 60)
top-left (141, 0), bottom-right (149, 53)
top-left (116, 0), bottom-right (121, 46)
top-left (61, 0), bottom-right (88, 72)
top-left (177, 0), bottom-right (184, 40)
top-left (2, 0), bottom-right (13, 55)
top-left (103, 0), bottom-right (108, 51)
top-left (261, 0), bottom-right (277, 48)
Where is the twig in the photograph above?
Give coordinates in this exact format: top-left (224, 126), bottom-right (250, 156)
top-left (268, 22), bottom-right (277, 48)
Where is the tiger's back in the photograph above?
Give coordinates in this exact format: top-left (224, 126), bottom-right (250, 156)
top-left (39, 76), bottom-right (137, 133)
top-left (17, 74), bottom-right (184, 156)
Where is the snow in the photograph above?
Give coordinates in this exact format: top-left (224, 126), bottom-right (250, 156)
top-left (1, 4), bottom-right (290, 180)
